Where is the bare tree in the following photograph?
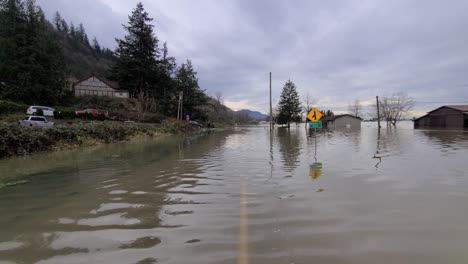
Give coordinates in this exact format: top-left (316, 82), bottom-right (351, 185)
top-left (303, 93), bottom-right (314, 126)
top-left (303, 93), bottom-right (314, 112)
top-left (135, 91), bottom-right (156, 122)
top-left (215, 91), bottom-right (223, 105)
top-left (375, 93), bottom-right (414, 126)
top-left (348, 99), bottom-right (362, 118)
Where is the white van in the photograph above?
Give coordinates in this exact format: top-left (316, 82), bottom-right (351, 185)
top-left (26, 106), bottom-right (55, 116)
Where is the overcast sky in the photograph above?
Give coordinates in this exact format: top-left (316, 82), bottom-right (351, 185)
top-left (37, 0), bottom-right (468, 116)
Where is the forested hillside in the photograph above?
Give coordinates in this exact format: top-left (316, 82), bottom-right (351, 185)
top-left (0, 0), bottom-right (266, 124)
top-left (0, 0), bottom-right (114, 104)
top-left (51, 11), bottom-right (115, 79)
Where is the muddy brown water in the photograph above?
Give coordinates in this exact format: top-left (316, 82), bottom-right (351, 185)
top-left (1, 122), bottom-right (468, 264)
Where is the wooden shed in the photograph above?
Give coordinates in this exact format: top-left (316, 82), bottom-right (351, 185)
top-left (321, 114), bottom-right (361, 129)
top-left (414, 105), bottom-right (468, 128)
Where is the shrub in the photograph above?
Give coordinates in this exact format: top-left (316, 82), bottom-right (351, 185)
top-left (97, 113), bottom-right (106, 121)
top-left (0, 122), bottom-right (165, 158)
top-left (35, 109), bottom-right (44, 116)
top-left (0, 100), bottom-right (27, 115)
top-left (54, 108), bottom-right (77, 119)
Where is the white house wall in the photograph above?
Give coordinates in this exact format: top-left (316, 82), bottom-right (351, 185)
top-left (74, 76), bottom-right (129, 98)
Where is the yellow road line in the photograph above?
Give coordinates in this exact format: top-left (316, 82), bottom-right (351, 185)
top-left (238, 178), bottom-right (249, 264)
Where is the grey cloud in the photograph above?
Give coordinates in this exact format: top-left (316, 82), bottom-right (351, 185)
top-left (37, 0), bottom-right (468, 114)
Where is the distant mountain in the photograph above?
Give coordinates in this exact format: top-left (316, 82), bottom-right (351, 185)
top-left (236, 109), bottom-right (269, 120)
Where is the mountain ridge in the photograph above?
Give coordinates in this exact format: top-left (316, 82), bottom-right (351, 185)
top-left (235, 109), bottom-right (268, 120)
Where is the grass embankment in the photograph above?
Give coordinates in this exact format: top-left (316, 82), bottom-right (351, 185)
top-left (0, 121), bottom-right (190, 159)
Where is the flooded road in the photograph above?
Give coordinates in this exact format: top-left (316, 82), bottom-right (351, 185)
top-left (1, 122), bottom-right (468, 264)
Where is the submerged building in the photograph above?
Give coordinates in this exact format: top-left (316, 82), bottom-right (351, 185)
top-left (414, 105), bottom-right (468, 128)
top-left (322, 114), bottom-right (361, 129)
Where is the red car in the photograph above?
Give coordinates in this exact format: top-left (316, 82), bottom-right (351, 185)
top-left (74, 109), bottom-right (109, 118)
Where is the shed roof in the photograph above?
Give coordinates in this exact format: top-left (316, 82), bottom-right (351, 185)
top-left (321, 114), bottom-right (361, 122)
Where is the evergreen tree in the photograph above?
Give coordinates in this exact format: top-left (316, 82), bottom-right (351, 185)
top-left (53, 10), bottom-right (61, 31)
top-left (77, 22), bottom-right (85, 42)
top-left (159, 42), bottom-right (177, 114)
top-left (176, 60), bottom-right (207, 120)
top-left (0, 0), bottom-right (66, 104)
top-left (60, 18), bottom-right (68, 33)
top-left (92, 37), bottom-right (101, 52)
top-left (110, 2), bottom-right (159, 97)
top-left (277, 80), bottom-right (301, 127)
top-left (83, 33), bottom-right (89, 46)
top-left (69, 21), bottom-right (75, 37)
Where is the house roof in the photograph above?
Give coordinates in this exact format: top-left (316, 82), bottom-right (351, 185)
top-left (321, 114), bottom-right (361, 122)
top-left (428, 105), bottom-right (468, 113)
top-left (413, 114), bottom-right (429, 121)
top-left (73, 74), bottom-right (120, 89)
top-left (414, 105), bottom-right (468, 121)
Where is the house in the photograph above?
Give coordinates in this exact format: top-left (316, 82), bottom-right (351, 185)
top-left (321, 114), bottom-right (361, 129)
top-left (73, 75), bottom-right (129, 98)
top-left (414, 105), bottom-right (468, 128)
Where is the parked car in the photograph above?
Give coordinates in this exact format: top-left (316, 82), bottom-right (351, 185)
top-left (26, 106), bottom-right (55, 116)
top-left (18, 116), bottom-right (54, 127)
top-left (74, 109), bottom-right (109, 118)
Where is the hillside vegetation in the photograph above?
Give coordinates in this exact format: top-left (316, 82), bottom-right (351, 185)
top-left (0, 0), bottom-right (266, 125)
top-left (51, 11), bottom-right (115, 79)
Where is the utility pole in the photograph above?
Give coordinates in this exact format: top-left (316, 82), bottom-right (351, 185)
top-left (376, 96), bottom-right (381, 129)
top-left (269, 72), bottom-right (273, 131)
top-left (177, 91), bottom-right (183, 120)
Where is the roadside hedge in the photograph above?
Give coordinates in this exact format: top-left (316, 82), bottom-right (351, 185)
top-left (0, 122), bottom-right (164, 158)
top-left (0, 100), bottom-right (27, 115)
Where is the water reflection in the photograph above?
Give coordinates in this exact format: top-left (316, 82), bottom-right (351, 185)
top-left (0, 131), bottom-right (235, 263)
top-left (2, 125), bottom-right (468, 263)
top-left (309, 162), bottom-right (322, 180)
top-left (277, 128), bottom-right (302, 172)
top-left (373, 130), bottom-right (382, 168)
top-left (371, 127), bottom-right (404, 169)
top-left (419, 129), bottom-right (468, 146)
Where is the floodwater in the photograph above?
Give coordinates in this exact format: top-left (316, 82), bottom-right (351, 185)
top-left (1, 122), bottom-right (468, 264)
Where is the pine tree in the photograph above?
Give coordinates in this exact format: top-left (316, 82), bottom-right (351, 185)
top-left (92, 37), bottom-right (101, 52)
top-left (277, 80), bottom-right (301, 127)
top-left (111, 2), bottom-right (159, 97)
top-left (83, 33), bottom-right (89, 46)
top-left (53, 11), bottom-right (61, 31)
top-left (0, 0), bottom-right (66, 104)
top-left (175, 60), bottom-right (207, 120)
top-left (60, 18), bottom-right (68, 33)
top-left (159, 41), bottom-right (177, 114)
top-left (77, 22), bottom-right (85, 42)
top-left (69, 22), bottom-right (75, 37)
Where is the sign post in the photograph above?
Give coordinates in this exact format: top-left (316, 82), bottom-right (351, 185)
top-left (309, 121), bottom-right (322, 129)
top-left (307, 108), bottom-right (323, 122)
top-left (309, 162), bottom-right (323, 180)
top-left (307, 108), bottom-right (323, 188)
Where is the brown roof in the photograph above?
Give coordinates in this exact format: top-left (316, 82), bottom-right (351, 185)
top-left (414, 105), bottom-right (468, 121)
top-left (446, 105), bottom-right (468, 112)
top-left (427, 105), bottom-right (468, 114)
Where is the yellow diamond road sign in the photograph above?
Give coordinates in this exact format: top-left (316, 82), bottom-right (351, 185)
top-left (307, 108), bottom-right (322, 121)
